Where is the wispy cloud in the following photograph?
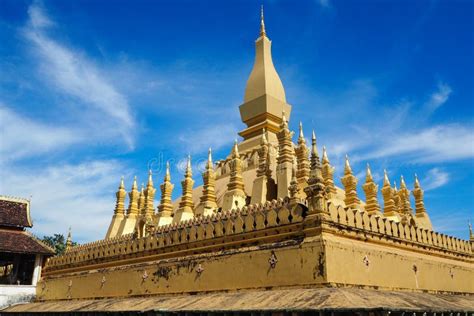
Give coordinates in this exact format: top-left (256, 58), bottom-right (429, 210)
top-left (296, 80), bottom-right (472, 165)
top-left (0, 104), bottom-right (81, 161)
top-left (364, 124), bottom-right (474, 163)
top-left (421, 167), bottom-right (449, 190)
top-left (0, 160), bottom-right (129, 242)
top-left (424, 81), bottom-right (452, 113)
top-left (23, 3), bottom-right (135, 148)
top-left (430, 210), bottom-right (473, 238)
top-left (177, 123), bottom-right (239, 154)
top-left (318, 0), bottom-right (331, 9)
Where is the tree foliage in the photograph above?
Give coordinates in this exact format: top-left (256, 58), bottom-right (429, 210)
top-left (41, 234), bottom-right (77, 255)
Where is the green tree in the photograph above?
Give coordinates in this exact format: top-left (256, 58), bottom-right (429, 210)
top-left (41, 234), bottom-right (77, 255)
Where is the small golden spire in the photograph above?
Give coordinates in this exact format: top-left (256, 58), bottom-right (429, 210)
top-left (145, 170), bottom-right (156, 217)
top-left (232, 139), bottom-right (240, 158)
top-left (298, 121), bottom-right (305, 142)
top-left (66, 227), bottom-right (72, 251)
top-left (363, 163), bottom-right (381, 215)
top-left (127, 176), bottom-right (140, 215)
top-left (138, 183), bottom-right (145, 213)
top-left (147, 169), bottom-right (153, 186)
top-left (260, 5), bottom-right (266, 37)
top-left (119, 176), bottom-right (125, 189)
top-left (185, 155), bottom-right (192, 177)
top-left (288, 156), bottom-right (299, 202)
top-left (311, 130), bottom-right (319, 158)
top-left (321, 146), bottom-right (336, 197)
top-left (164, 161), bottom-right (171, 182)
top-left (175, 156), bottom-right (195, 221)
top-left (157, 162), bottom-right (174, 219)
top-left (412, 174), bottom-right (426, 215)
top-left (295, 123), bottom-right (310, 185)
top-left (256, 128), bottom-right (271, 178)
top-left (341, 154), bottom-right (360, 210)
top-left (132, 176), bottom-right (137, 189)
top-left (344, 154), bottom-right (352, 175)
top-left (398, 175), bottom-right (412, 215)
top-left (222, 138), bottom-right (246, 211)
top-left (207, 147), bottom-right (213, 169)
top-left (114, 176), bottom-right (126, 215)
top-left (366, 163), bottom-right (373, 182)
top-left (198, 147), bottom-right (217, 215)
top-left (322, 146), bottom-right (329, 164)
top-left (400, 175), bottom-right (407, 189)
top-left (414, 173), bottom-right (420, 189)
top-left (381, 170), bottom-right (396, 216)
top-left (383, 169), bottom-right (390, 187)
top-left (469, 220), bottom-right (473, 241)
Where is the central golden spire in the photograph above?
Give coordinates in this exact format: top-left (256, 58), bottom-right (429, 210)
top-left (238, 6), bottom-right (292, 146)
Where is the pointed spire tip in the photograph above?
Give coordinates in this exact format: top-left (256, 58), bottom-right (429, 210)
top-left (260, 4), bottom-right (266, 37)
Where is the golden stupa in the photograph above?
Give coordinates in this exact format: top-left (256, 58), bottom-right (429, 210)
top-left (7, 8), bottom-right (473, 314)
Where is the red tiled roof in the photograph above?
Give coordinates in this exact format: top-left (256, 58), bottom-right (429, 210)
top-left (0, 229), bottom-right (54, 255)
top-left (0, 198), bottom-right (32, 228)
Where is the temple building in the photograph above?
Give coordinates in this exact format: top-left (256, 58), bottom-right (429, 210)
top-left (3, 8), bottom-right (473, 315)
top-left (0, 195), bottom-right (54, 308)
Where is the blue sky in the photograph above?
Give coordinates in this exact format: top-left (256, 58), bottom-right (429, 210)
top-left (0, 0), bottom-right (473, 242)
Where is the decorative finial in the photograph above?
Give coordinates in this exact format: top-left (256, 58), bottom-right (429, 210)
top-left (147, 169), bottom-right (153, 186)
top-left (260, 5), bottom-right (266, 37)
top-left (400, 175), bottom-right (407, 189)
top-left (206, 147), bottom-right (214, 170)
top-left (393, 181), bottom-right (398, 191)
top-left (232, 139), bottom-right (240, 158)
top-left (132, 176), bottom-right (138, 189)
top-left (311, 130), bottom-right (318, 157)
top-left (383, 169), bottom-right (390, 186)
top-left (344, 154), bottom-right (352, 174)
top-left (208, 147), bottom-right (213, 162)
top-left (165, 161), bottom-right (171, 181)
top-left (366, 163), bottom-right (373, 182)
top-left (414, 173), bottom-right (420, 189)
top-left (66, 227), bottom-right (72, 250)
top-left (469, 220), bottom-right (473, 240)
top-left (299, 122), bottom-right (304, 139)
top-left (322, 146), bottom-right (329, 163)
top-left (119, 176), bottom-right (125, 189)
top-left (186, 155), bottom-right (192, 175)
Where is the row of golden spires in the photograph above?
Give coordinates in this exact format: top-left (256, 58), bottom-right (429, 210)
top-left (112, 115), bottom-right (428, 226)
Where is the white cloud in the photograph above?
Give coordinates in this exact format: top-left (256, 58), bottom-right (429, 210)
top-left (0, 105), bottom-right (82, 161)
top-left (421, 167), bottom-right (449, 190)
top-left (0, 160), bottom-right (129, 242)
top-left (364, 124), bottom-right (474, 163)
top-left (177, 123), bottom-right (239, 154)
top-left (430, 210), bottom-right (473, 239)
top-left (318, 0), bottom-right (330, 8)
top-left (425, 82), bottom-right (452, 113)
top-left (23, 3), bottom-right (135, 148)
top-left (27, 3), bottom-right (53, 28)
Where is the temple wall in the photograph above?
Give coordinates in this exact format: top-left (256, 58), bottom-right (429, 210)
top-left (37, 239), bottom-right (326, 300)
top-left (37, 200), bottom-right (473, 301)
top-left (324, 234), bottom-right (473, 293)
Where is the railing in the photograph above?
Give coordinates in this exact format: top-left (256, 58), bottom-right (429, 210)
top-left (327, 203), bottom-right (472, 255)
top-left (45, 198), bottom-right (304, 271)
top-left (45, 198), bottom-right (472, 272)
